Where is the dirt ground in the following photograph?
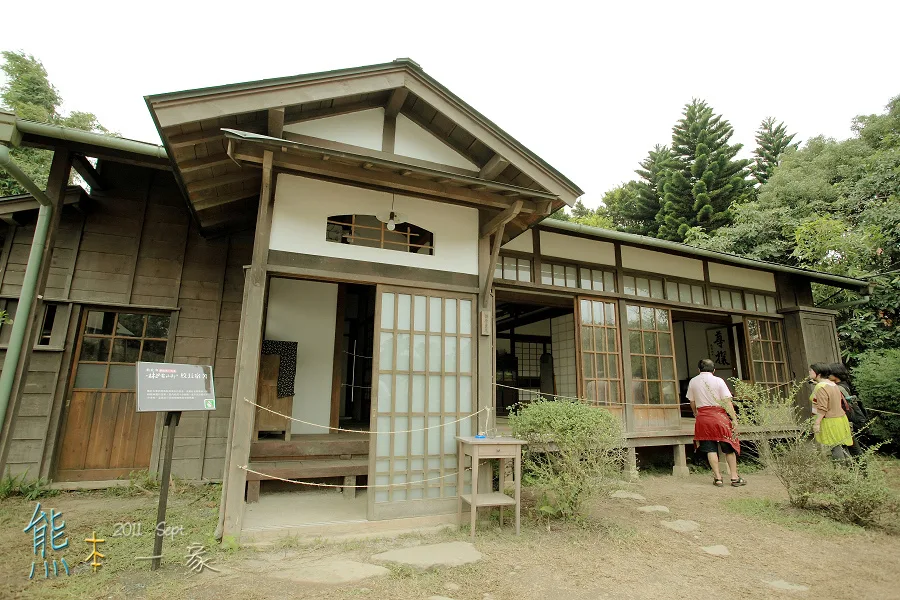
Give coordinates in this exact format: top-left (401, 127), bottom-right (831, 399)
top-left (2, 468), bottom-right (899, 600)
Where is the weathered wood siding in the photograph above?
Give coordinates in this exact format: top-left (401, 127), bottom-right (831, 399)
top-left (0, 161), bottom-right (251, 481)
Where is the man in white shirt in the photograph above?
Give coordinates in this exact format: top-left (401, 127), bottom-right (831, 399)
top-left (687, 359), bottom-right (745, 487)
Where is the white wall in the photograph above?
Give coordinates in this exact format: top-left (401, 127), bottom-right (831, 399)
top-left (270, 175), bottom-right (480, 275)
top-left (266, 278), bottom-right (338, 434)
top-left (395, 114), bottom-right (479, 170)
top-left (539, 231), bottom-right (616, 265)
top-left (708, 262), bottom-right (777, 292)
top-left (621, 246), bottom-right (704, 281)
top-left (501, 232), bottom-right (534, 253)
top-left (284, 108), bottom-right (385, 151)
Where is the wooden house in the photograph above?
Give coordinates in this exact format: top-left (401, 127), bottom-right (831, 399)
top-left (0, 59), bottom-right (869, 541)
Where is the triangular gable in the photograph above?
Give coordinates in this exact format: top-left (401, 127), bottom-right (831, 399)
top-left (394, 114), bottom-right (477, 170)
top-left (284, 108), bottom-right (385, 151)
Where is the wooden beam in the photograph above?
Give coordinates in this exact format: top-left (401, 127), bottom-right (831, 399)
top-left (479, 153), bottom-right (510, 180)
top-left (382, 113), bottom-right (397, 153)
top-left (267, 107), bottom-right (285, 138)
top-left (0, 214), bottom-right (23, 226)
top-left (480, 200), bottom-right (523, 238)
top-left (186, 171), bottom-right (260, 195)
top-left (72, 154), bottom-right (106, 190)
top-left (179, 154), bottom-right (233, 173)
top-left (283, 97), bottom-right (388, 125)
top-left (384, 88), bottom-right (409, 118)
top-left (231, 143), bottom-right (544, 213)
top-left (168, 121), bottom-right (265, 149)
top-left (330, 284), bottom-right (346, 430)
top-left (482, 222), bottom-right (507, 309)
top-left (193, 189), bottom-right (259, 212)
top-left (222, 150), bottom-right (276, 541)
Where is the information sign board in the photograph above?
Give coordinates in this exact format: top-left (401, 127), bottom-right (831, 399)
top-left (136, 362), bottom-right (216, 413)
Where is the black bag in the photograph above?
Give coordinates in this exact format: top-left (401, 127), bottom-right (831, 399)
top-left (838, 387), bottom-right (868, 427)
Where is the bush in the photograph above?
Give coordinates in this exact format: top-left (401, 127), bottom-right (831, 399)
top-left (0, 472), bottom-right (58, 500)
top-left (508, 398), bottom-right (624, 521)
top-left (853, 348), bottom-right (900, 448)
top-left (734, 381), bottom-right (898, 527)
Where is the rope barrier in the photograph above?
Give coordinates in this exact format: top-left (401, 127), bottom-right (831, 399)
top-left (340, 383), bottom-right (373, 391)
top-left (243, 398), bottom-right (487, 434)
top-left (865, 406), bottom-right (900, 417)
top-left (343, 350), bottom-right (373, 360)
top-left (493, 382), bottom-right (694, 407)
top-left (240, 465), bottom-right (462, 489)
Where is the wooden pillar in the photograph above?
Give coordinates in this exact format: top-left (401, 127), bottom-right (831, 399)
top-left (615, 243), bottom-right (635, 433)
top-left (221, 151), bottom-right (276, 540)
top-left (626, 447), bottom-right (638, 480)
top-left (0, 150), bottom-right (71, 474)
top-left (476, 233), bottom-right (493, 435)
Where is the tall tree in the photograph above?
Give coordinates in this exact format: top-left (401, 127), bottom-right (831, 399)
top-left (0, 51), bottom-right (109, 196)
top-left (656, 99), bottom-right (751, 242)
top-left (752, 117), bottom-right (797, 185)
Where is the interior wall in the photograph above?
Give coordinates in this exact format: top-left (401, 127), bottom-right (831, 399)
top-left (265, 277), bottom-right (338, 434)
top-left (270, 175), bottom-right (479, 274)
top-left (674, 321), bottom-right (737, 389)
top-left (550, 314), bottom-right (577, 398)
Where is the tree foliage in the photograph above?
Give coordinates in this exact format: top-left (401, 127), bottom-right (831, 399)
top-left (753, 117), bottom-right (797, 186)
top-left (688, 94), bottom-right (900, 362)
top-left (0, 51), bottom-right (110, 196)
top-left (547, 198), bottom-right (613, 229)
top-left (656, 100), bottom-right (752, 241)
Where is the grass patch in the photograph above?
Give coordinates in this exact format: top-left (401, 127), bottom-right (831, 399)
top-left (723, 497), bottom-right (865, 537)
top-left (0, 483), bottom-right (243, 599)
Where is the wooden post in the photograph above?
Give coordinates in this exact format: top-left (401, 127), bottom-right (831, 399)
top-left (151, 411), bottom-right (181, 571)
top-left (0, 150), bottom-right (71, 473)
top-left (672, 443), bottom-right (689, 477)
top-left (221, 151), bottom-right (276, 541)
top-left (476, 232), bottom-right (493, 436)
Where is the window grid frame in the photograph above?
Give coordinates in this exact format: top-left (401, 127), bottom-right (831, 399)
top-left (745, 317), bottom-right (789, 388)
top-left (326, 214), bottom-right (434, 255)
top-left (625, 304), bottom-right (679, 407)
top-left (576, 297), bottom-right (624, 413)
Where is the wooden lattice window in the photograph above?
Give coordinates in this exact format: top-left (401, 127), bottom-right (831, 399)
top-left (495, 255), bottom-right (532, 282)
top-left (626, 305), bottom-right (678, 405)
top-left (666, 280), bottom-right (705, 305)
top-left (577, 298), bottom-right (622, 409)
top-left (710, 287), bottom-right (745, 310)
top-left (745, 318), bottom-right (789, 387)
top-left (326, 214), bottom-right (434, 255)
top-left (580, 268), bottom-right (616, 293)
top-left (623, 274), bottom-right (665, 299)
top-left (541, 262), bottom-right (578, 288)
top-left (73, 311), bottom-right (170, 390)
top-left (745, 292), bottom-right (777, 313)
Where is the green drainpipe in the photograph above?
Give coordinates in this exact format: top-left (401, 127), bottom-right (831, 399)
top-left (0, 144), bottom-right (53, 447)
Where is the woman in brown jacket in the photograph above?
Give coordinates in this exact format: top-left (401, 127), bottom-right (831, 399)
top-left (808, 363), bottom-right (853, 459)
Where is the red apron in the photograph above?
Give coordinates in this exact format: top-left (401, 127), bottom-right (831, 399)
top-left (694, 405), bottom-right (740, 454)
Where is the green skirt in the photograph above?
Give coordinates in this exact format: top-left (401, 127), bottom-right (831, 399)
top-left (816, 415), bottom-right (853, 447)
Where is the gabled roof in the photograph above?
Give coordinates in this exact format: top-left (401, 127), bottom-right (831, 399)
top-left (145, 58), bottom-right (582, 235)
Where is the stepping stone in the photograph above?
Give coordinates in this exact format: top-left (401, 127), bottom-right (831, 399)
top-left (636, 505), bottom-right (670, 513)
top-left (372, 542), bottom-right (482, 570)
top-left (445, 583), bottom-right (461, 591)
top-left (429, 597), bottom-right (457, 600)
top-left (701, 545), bottom-right (730, 556)
top-left (763, 579), bottom-right (809, 592)
top-left (610, 490), bottom-right (646, 501)
top-left (270, 559), bottom-right (389, 584)
top-left (660, 519), bottom-right (700, 533)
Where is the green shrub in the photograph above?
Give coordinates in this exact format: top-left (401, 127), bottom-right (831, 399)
top-left (0, 472), bottom-right (58, 500)
top-left (853, 348), bottom-right (900, 448)
top-left (508, 398), bottom-right (624, 521)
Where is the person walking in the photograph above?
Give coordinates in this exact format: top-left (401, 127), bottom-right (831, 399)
top-left (828, 362), bottom-right (867, 456)
top-left (687, 359), bottom-right (745, 487)
top-left (809, 363), bottom-right (854, 459)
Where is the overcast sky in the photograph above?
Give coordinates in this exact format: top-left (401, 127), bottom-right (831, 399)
top-left (3, 1), bottom-right (898, 207)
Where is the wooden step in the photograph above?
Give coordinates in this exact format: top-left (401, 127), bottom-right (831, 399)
top-left (250, 437), bottom-right (369, 459)
top-left (246, 458), bottom-right (368, 481)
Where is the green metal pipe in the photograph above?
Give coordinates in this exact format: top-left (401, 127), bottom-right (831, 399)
top-left (0, 145), bottom-right (53, 450)
top-left (15, 119), bottom-right (168, 160)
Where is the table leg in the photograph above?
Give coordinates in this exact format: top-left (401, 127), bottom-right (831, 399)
top-left (514, 448), bottom-right (521, 536)
top-left (498, 457), bottom-right (505, 527)
top-left (470, 448), bottom-right (479, 540)
top-left (457, 441), bottom-right (463, 530)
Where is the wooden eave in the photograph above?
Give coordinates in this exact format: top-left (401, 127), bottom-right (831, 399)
top-left (0, 186), bottom-right (88, 224)
top-left (145, 60), bottom-right (582, 234)
top-left (222, 129), bottom-right (564, 241)
top-left (18, 132), bottom-right (171, 171)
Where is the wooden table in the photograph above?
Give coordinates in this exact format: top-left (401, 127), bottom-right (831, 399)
top-left (456, 436), bottom-right (526, 539)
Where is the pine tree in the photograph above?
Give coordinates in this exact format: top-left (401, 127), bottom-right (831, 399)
top-left (752, 117), bottom-right (797, 185)
top-left (656, 99), bottom-right (751, 242)
top-left (629, 145), bottom-right (674, 236)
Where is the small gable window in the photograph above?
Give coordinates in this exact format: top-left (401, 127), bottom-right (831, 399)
top-left (326, 215), bottom-right (434, 255)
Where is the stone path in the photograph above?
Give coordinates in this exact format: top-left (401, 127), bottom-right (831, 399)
top-left (661, 519), bottom-right (700, 533)
top-left (636, 505), bottom-right (670, 513)
top-left (268, 558), bottom-right (390, 584)
top-left (701, 545), bottom-right (730, 557)
top-left (610, 490), bottom-right (646, 501)
top-left (372, 541), bottom-right (483, 571)
top-left (763, 579), bottom-right (810, 592)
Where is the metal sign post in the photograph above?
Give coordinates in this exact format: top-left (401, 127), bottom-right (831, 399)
top-left (136, 362), bottom-right (216, 570)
